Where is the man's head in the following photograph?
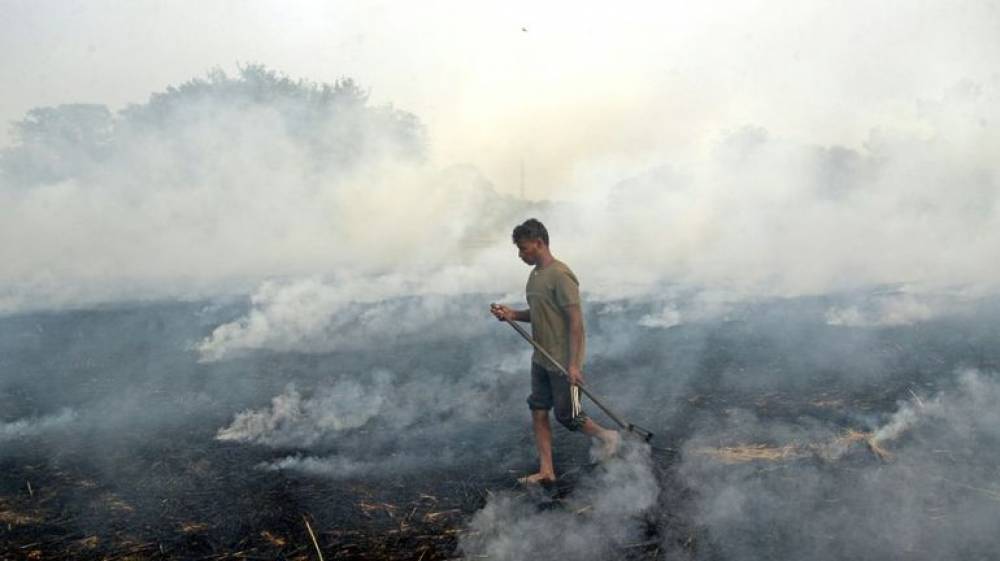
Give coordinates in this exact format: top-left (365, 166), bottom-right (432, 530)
top-left (512, 218), bottom-right (550, 266)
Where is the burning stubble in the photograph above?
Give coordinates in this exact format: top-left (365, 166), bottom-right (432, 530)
top-left (1, 10), bottom-right (1000, 556)
top-left (4, 289), bottom-right (1000, 558)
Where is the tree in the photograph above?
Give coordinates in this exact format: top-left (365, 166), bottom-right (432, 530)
top-left (1, 65), bottom-right (427, 188)
top-left (1, 104), bottom-right (113, 186)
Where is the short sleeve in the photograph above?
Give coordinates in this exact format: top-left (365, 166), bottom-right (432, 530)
top-left (553, 270), bottom-right (581, 308)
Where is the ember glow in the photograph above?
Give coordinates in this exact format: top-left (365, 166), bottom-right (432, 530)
top-left (3, 2), bottom-right (1000, 560)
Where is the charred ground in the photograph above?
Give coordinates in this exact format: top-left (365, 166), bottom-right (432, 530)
top-left (2, 294), bottom-right (1000, 560)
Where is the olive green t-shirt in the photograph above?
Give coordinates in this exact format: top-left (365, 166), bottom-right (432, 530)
top-left (526, 259), bottom-right (585, 371)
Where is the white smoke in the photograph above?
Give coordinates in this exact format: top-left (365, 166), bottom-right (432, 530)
top-left (825, 291), bottom-right (939, 327)
top-left (459, 441), bottom-right (659, 561)
top-left (559, 78), bottom-right (1000, 301)
top-left (216, 376), bottom-right (392, 448)
top-left (0, 409), bottom-right (76, 441)
top-left (216, 349), bottom-right (527, 451)
top-left (638, 305), bottom-right (682, 329)
top-left (0, 68), bottom-right (532, 316)
top-left (873, 369), bottom-right (1000, 443)
top-left (260, 455), bottom-right (376, 479)
top-left (2, 71), bottom-right (999, 317)
top-left (259, 449), bottom-right (460, 479)
top-left (196, 271), bottom-right (511, 361)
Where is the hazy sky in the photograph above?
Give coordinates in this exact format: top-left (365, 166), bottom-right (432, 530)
top-left (3, 0), bottom-right (998, 194)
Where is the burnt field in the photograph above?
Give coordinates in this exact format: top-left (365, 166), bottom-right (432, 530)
top-left (2, 293), bottom-right (1000, 560)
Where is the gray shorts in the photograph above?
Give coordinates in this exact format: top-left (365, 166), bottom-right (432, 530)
top-left (527, 362), bottom-right (588, 431)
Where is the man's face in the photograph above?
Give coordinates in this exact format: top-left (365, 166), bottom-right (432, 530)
top-left (516, 238), bottom-right (544, 266)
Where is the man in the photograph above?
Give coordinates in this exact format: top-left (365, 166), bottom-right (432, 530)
top-left (490, 218), bottom-right (620, 485)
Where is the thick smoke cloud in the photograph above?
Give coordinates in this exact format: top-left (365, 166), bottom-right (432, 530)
top-left (2, 69), bottom-right (999, 318)
top-left (0, 66), bottom-right (529, 314)
top-left (173, 75), bottom-right (999, 365)
top-left (560, 82), bottom-right (1000, 301)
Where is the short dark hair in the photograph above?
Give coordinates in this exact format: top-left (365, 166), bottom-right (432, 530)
top-left (512, 218), bottom-right (549, 246)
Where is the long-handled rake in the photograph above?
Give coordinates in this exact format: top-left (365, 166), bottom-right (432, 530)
top-left (495, 309), bottom-right (655, 442)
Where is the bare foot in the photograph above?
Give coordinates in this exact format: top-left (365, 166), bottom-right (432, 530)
top-left (517, 472), bottom-right (556, 486)
top-left (597, 430), bottom-right (621, 462)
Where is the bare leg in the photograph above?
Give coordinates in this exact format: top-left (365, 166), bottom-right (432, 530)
top-left (580, 417), bottom-right (615, 439)
top-left (580, 418), bottom-right (621, 459)
top-left (523, 409), bottom-right (556, 483)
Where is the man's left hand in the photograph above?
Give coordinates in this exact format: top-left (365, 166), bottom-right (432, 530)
top-left (567, 365), bottom-right (585, 387)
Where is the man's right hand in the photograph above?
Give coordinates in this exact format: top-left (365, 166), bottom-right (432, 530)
top-left (490, 303), bottom-right (514, 321)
